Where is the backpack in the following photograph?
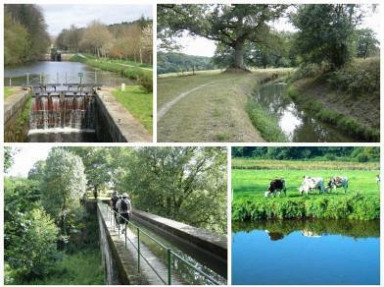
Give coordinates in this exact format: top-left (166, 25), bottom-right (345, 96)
top-left (112, 196), bottom-right (119, 209)
top-left (120, 199), bottom-right (129, 213)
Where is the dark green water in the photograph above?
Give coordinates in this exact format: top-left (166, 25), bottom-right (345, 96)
top-left (254, 83), bottom-right (357, 142)
top-left (232, 219), bottom-right (379, 285)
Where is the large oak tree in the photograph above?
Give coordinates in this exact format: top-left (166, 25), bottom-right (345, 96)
top-left (158, 4), bottom-right (287, 71)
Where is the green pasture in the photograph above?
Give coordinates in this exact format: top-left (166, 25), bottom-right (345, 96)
top-left (232, 169), bottom-right (379, 200)
top-left (232, 164), bottom-right (380, 221)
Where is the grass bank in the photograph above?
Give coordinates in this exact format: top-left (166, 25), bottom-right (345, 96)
top-left (286, 58), bottom-right (379, 142)
top-left (70, 54), bottom-right (152, 92)
top-left (232, 161), bottom-right (379, 221)
top-left (4, 87), bottom-right (12, 99)
top-left (157, 68), bottom-right (291, 142)
top-left (112, 85), bottom-right (153, 133)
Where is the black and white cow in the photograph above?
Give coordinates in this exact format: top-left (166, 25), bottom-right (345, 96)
top-left (265, 178), bottom-right (286, 198)
top-left (299, 176), bottom-right (325, 195)
top-left (326, 176), bottom-right (348, 193)
top-left (376, 175), bottom-right (380, 185)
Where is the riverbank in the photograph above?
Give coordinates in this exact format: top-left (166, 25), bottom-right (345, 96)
top-left (70, 54), bottom-right (153, 92)
top-left (157, 68), bottom-right (291, 142)
top-left (286, 57), bottom-right (379, 142)
top-left (232, 161), bottom-right (380, 221)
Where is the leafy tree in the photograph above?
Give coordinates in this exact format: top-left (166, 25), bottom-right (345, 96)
top-left (158, 4), bottom-right (287, 71)
top-left (292, 4), bottom-right (362, 69)
top-left (41, 148), bottom-right (86, 237)
top-left (355, 28), bottom-right (379, 58)
top-left (80, 21), bottom-right (113, 58)
top-left (28, 160), bottom-right (46, 182)
top-left (122, 147), bottom-right (227, 233)
top-left (66, 147), bottom-right (112, 199)
top-left (5, 4), bottom-right (50, 65)
top-left (4, 147), bottom-right (15, 173)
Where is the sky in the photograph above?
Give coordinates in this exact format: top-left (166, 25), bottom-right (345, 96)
top-left (41, 4), bottom-right (152, 36)
top-left (8, 146), bottom-right (52, 177)
top-left (167, 5), bottom-right (380, 58)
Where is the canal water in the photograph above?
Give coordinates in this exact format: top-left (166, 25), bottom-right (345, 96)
top-left (4, 61), bottom-right (133, 86)
top-left (253, 82), bottom-right (357, 142)
top-left (5, 61), bottom-right (134, 142)
top-left (232, 220), bottom-right (379, 285)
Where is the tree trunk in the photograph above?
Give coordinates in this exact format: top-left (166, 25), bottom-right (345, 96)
top-left (226, 40), bottom-right (250, 73)
top-left (234, 41), bottom-right (245, 69)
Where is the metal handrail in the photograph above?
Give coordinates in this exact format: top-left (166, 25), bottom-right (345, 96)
top-left (100, 202), bottom-right (221, 285)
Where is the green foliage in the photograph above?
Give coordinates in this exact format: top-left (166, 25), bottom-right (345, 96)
top-left (71, 55), bottom-right (153, 92)
top-left (158, 4), bottom-right (287, 69)
top-left (232, 147), bottom-right (379, 162)
top-left (232, 166), bottom-right (380, 221)
top-left (327, 57), bottom-right (379, 97)
top-left (4, 147), bottom-right (14, 173)
top-left (4, 5), bottom-right (50, 65)
top-left (355, 28), bottom-right (379, 58)
top-left (5, 207), bottom-right (59, 284)
top-left (246, 98), bottom-right (287, 142)
top-left (112, 86), bottom-right (153, 133)
top-left (121, 147), bottom-right (227, 234)
top-left (158, 52), bottom-right (217, 74)
top-left (292, 4), bottom-right (359, 69)
top-left (28, 249), bottom-right (104, 285)
top-left (41, 148), bottom-right (86, 235)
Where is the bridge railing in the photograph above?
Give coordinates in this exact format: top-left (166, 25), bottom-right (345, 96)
top-left (99, 202), bottom-right (221, 285)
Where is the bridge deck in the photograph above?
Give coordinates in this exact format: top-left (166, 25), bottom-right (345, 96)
top-left (100, 205), bottom-right (183, 285)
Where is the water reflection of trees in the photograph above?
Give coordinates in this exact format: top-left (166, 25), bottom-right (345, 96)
top-left (233, 219), bottom-right (379, 239)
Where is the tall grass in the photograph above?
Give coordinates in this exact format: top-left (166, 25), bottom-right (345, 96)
top-left (232, 193), bottom-right (379, 221)
top-left (28, 249), bottom-right (104, 285)
top-left (246, 99), bottom-right (287, 142)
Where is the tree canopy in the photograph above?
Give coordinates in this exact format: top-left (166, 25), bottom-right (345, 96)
top-left (158, 4), bottom-right (287, 71)
top-left (4, 4), bottom-right (50, 65)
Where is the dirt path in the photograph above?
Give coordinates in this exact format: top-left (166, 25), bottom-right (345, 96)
top-left (157, 81), bottom-right (216, 121)
top-left (157, 73), bottom-right (265, 142)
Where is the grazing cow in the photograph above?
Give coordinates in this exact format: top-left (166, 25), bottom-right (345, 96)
top-left (326, 176), bottom-right (349, 193)
top-left (299, 176), bottom-right (325, 195)
top-left (265, 178), bottom-right (286, 198)
top-left (376, 175), bottom-right (380, 185)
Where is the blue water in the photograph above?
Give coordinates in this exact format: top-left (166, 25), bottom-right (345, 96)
top-left (232, 228), bottom-right (379, 285)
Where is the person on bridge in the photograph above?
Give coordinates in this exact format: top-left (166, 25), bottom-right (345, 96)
top-left (110, 191), bottom-right (120, 224)
top-left (116, 193), bottom-right (132, 234)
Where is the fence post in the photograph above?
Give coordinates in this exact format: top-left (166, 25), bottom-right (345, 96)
top-left (168, 249), bottom-right (172, 285)
top-left (137, 227), bottom-right (141, 272)
top-left (27, 73), bottom-right (30, 86)
top-left (9, 78), bottom-right (12, 87)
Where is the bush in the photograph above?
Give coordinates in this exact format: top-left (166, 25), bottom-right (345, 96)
top-left (5, 208), bottom-right (59, 283)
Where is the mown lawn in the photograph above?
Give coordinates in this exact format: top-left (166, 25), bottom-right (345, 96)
top-left (157, 69), bottom-right (291, 142)
top-left (112, 85), bottom-right (153, 133)
top-left (232, 160), bottom-right (380, 220)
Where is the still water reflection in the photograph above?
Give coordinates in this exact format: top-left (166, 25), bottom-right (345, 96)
top-left (253, 83), bottom-right (357, 142)
top-left (232, 220), bottom-right (379, 285)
